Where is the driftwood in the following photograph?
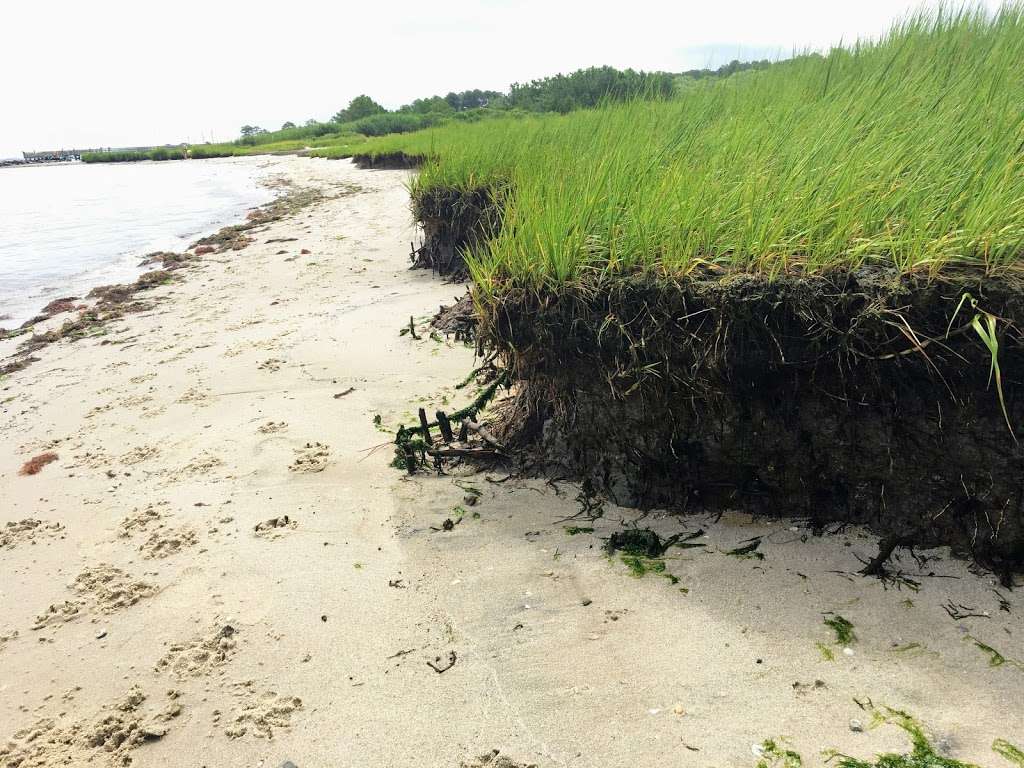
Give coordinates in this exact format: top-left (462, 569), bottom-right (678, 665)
top-left (418, 409), bottom-right (433, 446)
top-left (436, 410), bottom-right (455, 443)
top-left (463, 419), bottom-right (505, 452)
top-left (403, 444), bottom-right (418, 475)
top-left (426, 447), bottom-right (504, 459)
top-left (393, 373), bottom-right (511, 473)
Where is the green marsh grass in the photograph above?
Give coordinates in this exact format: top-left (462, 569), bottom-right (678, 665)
top-left (342, 6), bottom-right (1024, 298)
top-left (84, 132), bottom-right (366, 163)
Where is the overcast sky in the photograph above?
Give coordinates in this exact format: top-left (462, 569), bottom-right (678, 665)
top-left (0, 0), bottom-right (1001, 158)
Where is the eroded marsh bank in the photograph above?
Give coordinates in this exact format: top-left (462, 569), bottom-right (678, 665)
top-left (346, 7), bottom-right (1024, 577)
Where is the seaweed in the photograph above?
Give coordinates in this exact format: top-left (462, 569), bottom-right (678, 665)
top-left (756, 739), bottom-right (804, 768)
top-left (620, 555), bottom-right (666, 578)
top-left (758, 708), bottom-right (1023, 768)
top-left (18, 452), bottom-right (58, 476)
top-left (993, 740), bottom-right (1024, 768)
top-left (826, 707), bottom-right (997, 768)
top-left (824, 615), bottom-right (857, 645)
top-left (727, 537), bottom-right (765, 560)
top-left (605, 527), bottom-right (702, 558)
top-left (966, 636), bottom-right (1024, 670)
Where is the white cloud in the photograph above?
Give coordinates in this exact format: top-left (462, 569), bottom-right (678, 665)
top-left (0, 0), bottom-right (1002, 158)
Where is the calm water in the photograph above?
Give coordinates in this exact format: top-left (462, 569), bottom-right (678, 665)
top-left (0, 157), bottom-right (276, 327)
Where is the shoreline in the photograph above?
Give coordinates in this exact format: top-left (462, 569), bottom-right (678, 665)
top-left (0, 156), bottom-right (284, 335)
top-left (1, 156), bottom-right (1021, 767)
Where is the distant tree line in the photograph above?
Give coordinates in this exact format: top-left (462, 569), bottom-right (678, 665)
top-left (506, 67), bottom-right (675, 113)
top-left (238, 59), bottom-right (775, 145)
top-left (679, 58), bottom-right (772, 80)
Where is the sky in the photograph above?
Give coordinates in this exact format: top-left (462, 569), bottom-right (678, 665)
top-left (0, 0), bottom-right (1002, 158)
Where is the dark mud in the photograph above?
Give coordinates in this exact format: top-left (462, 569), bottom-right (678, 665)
top-left (483, 269), bottom-right (1024, 574)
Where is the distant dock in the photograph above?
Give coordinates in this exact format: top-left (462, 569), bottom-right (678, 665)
top-left (1, 146), bottom-right (159, 167)
top-left (1, 149), bottom-right (86, 167)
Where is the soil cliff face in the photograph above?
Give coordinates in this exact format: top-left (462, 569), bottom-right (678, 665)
top-left (410, 187), bottom-right (496, 276)
top-left (485, 269), bottom-right (1024, 573)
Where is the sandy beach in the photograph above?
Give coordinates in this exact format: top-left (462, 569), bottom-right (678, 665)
top-left (1, 156), bottom-right (1021, 768)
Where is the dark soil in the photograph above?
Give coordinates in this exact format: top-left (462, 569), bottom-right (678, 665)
top-left (483, 268), bottom-right (1024, 574)
top-left (432, 292), bottom-right (477, 341)
top-left (410, 187), bottom-right (498, 277)
top-left (352, 152), bottom-right (424, 170)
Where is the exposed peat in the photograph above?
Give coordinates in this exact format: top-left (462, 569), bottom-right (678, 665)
top-left (351, 152), bottom-right (424, 170)
top-left (477, 269), bottom-right (1024, 575)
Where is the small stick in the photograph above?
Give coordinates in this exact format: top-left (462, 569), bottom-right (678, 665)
top-left (408, 316), bottom-right (420, 340)
top-left (418, 408), bottom-right (433, 446)
top-left (457, 420), bottom-right (469, 442)
top-left (427, 651), bottom-right (457, 674)
top-left (427, 448), bottom-right (504, 459)
top-left (436, 411), bottom-right (454, 443)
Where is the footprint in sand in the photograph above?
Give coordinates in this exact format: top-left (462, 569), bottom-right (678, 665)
top-left (181, 452), bottom-right (225, 476)
top-left (0, 629), bottom-right (19, 653)
top-left (156, 624), bottom-right (238, 679)
top-left (254, 516), bottom-right (297, 538)
top-left (117, 394), bottom-right (155, 410)
top-left (32, 564), bottom-right (157, 630)
top-left (176, 386), bottom-right (210, 406)
top-left (220, 682), bottom-right (302, 740)
top-left (119, 502), bottom-right (169, 537)
top-left (1, 519), bottom-right (66, 550)
top-left (85, 402), bottom-right (114, 419)
top-left (120, 444), bottom-right (160, 466)
top-left (67, 448), bottom-right (111, 469)
top-left (257, 420), bottom-right (288, 434)
top-left (461, 752), bottom-right (538, 768)
top-left (289, 442), bottom-right (329, 473)
top-left (0, 687), bottom-right (181, 766)
top-left (17, 437), bottom-right (67, 454)
top-left (257, 358), bottom-right (284, 372)
top-left (139, 525), bottom-right (198, 559)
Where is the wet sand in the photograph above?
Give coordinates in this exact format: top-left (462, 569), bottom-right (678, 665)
top-left (0, 156), bottom-right (1020, 767)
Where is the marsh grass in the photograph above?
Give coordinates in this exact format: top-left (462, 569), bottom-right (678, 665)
top-left (345, 5), bottom-right (1024, 297)
top-left (83, 132), bottom-right (367, 163)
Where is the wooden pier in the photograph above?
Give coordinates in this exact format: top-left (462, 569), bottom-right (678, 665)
top-left (21, 149), bottom-right (85, 163)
